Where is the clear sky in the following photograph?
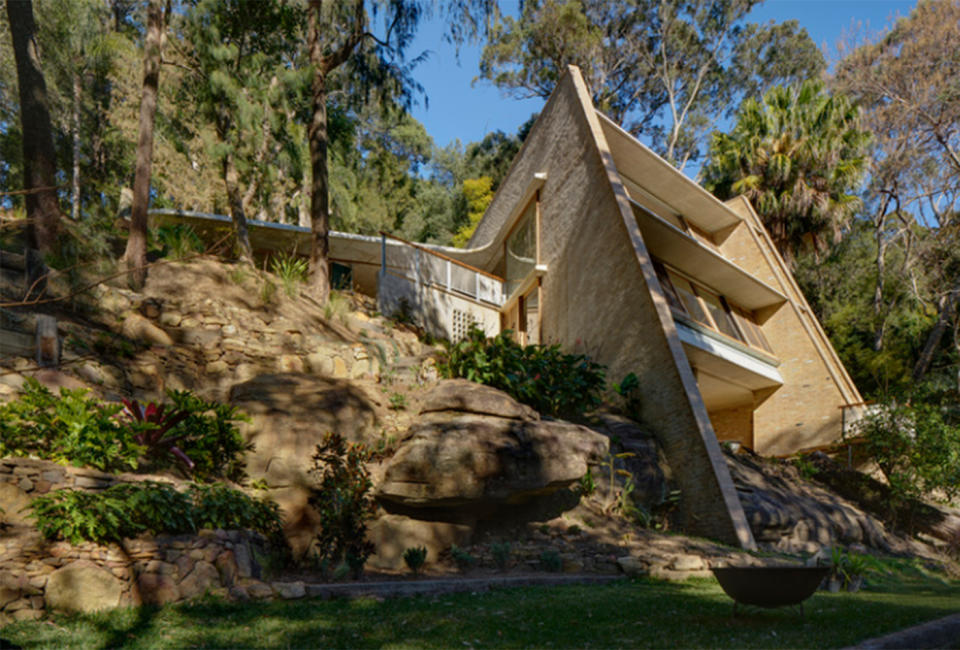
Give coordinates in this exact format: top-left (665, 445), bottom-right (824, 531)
top-left (406, 0), bottom-right (917, 151)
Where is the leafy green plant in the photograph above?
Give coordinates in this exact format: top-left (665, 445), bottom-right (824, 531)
top-left (155, 224), bottom-right (204, 260)
top-left (0, 378), bottom-right (142, 472)
top-left (613, 372), bottom-right (641, 416)
top-left (539, 549), bottom-right (563, 572)
top-left (388, 392), bottom-right (406, 410)
top-left (579, 467), bottom-right (596, 496)
top-left (792, 453), bottom-right (820, 480)
top-left (450, 544), bottom-right (476, 572)
top-left (164, 390), bottom-right (251, 482)
top-left (439, 327), bottom-right (606, 418)
top-left (324, 290), bottom-right (351, 323)
top-left (30, 482), bottom-right (283, 545)
top-left (403, 546), bottom-right (428, 575)
top-left (259, 277), bottom-right (277, 305)
top-left (189, 482), bottom-right (284, 539)
top-left (30, 487), bottom-right (137, 545)
top-left (270, 252), bottom-right (309, 298)
top-left (308, 433), bottom-right (377, 579)
top-left (491, 542), bottom-right (512, 571)
top-left (856, 403), bottom-right (960, 528)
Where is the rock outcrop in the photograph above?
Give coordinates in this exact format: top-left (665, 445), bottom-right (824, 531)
top-left (377, 380), bottom-right (609, 512)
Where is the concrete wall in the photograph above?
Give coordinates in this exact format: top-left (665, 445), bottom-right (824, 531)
top-left (471, 67), bottom-right (755, 549)
top-left (377, 272), bottom-right (500, 342)
top-left (719, 198), bottom-right (863, 456)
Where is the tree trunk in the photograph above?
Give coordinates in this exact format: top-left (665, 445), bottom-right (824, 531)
top-left (71, 71), bottom-right (82, 221)
top-left (912, 289), bottom-right (960, 383)
top-left (221, 151), bottom-right (253, 262)
top-left (123, 0), bottom-right (167, 289)
top-left (307, 7), bottom-right (331, 303)
top-left (7, 0), bottom-right (61, 254)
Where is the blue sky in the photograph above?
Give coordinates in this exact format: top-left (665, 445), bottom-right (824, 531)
top-left (405, 0), bottom-right (917, 150)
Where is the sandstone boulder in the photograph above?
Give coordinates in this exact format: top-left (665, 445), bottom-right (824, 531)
top-left (229, 373), bottom-right (379, 487)
top-left (377, 414), bottom-right (608, 510)
top-left (419, 379), bottom-right (538, 421)
top-left (367, 514), bottom-right (472, 570)
top-left (45, 563), bottom-right (123, 613)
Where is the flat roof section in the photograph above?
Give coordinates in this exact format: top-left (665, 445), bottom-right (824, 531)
top-left (596, 112), bottom-right (742, 235)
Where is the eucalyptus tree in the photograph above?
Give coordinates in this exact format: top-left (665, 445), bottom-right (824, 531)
top-left (833, 0), bottom-right (960, 383)
top-left (176, 0), bottom-right (302, 261)
top-left (5, 0), bottom-right (61, 254)
top-left (124, 0), bottom-right (171, 289)
top-left (702, 80), bottom-right (870, 264)
top-left (478, 0), bottom-right (824, 169)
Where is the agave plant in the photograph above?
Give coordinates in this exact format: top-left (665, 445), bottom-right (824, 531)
top-left (120, 399), bottom-right (195, 470)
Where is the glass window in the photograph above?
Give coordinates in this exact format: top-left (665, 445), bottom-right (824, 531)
top-left (733, 307), bottom-right (773, 353)
top-left (699, 290), bottom-right (740, 340)
top-left (654, 262), bottom-right (685, 313)
top-left (505, 202), bottom-right (537, 297)
top-left (669, 272), bottom-right (711, 326)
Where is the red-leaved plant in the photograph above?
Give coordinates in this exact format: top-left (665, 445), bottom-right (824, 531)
top-left (120, 399), bottom-right (195, 471)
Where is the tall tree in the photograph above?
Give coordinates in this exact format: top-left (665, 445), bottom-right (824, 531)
top-left (123, 0), bottom-right (170, 289)
top-left (479, 0), bottom-right (824, 169)
top-left (177, 0), bottom-right (301, 261)
top-left (833, 0), bottom-right (960, 383)
top-left (305, 0), bottom-right (422, 302)
top-left (702, 80), bottom-right (870, 264)
top-left (6, 0), bottom-right (61, 254)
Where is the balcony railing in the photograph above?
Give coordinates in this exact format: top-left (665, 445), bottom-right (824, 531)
top-left (378, 232), bottom-right (505, 307)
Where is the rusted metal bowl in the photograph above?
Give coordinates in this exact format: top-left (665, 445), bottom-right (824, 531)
top-left (711, 566), bottom-right (830, 610)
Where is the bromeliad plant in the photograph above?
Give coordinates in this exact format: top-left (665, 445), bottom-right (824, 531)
top-left (121, 398), bottom-right (194, 471)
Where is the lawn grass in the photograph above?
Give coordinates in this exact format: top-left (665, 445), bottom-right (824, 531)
top-left (2, 568), bottom-right (957, 649)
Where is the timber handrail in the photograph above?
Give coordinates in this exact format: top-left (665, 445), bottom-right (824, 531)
top-left (378, 231), bottom-right (504, 282)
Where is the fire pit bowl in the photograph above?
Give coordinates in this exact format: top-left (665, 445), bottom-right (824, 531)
top-left (711, 566), bottom-right (830, 615)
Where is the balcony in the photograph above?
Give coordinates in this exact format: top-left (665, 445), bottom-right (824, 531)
top-left (632, 200), bottom-right (786, 313)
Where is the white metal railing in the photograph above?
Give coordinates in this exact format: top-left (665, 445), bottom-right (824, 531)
top-left (379, 232), bottom-right (504, 307)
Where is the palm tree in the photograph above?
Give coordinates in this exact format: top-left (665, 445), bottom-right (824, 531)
top-left (702, 80), bottom-right (871, 264)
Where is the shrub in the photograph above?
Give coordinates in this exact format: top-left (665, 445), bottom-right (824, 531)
top-left (164, 390), bottom-right (251, 482)
top-left (439, 327), bottom-right (606, 418)
top-left (189, 482), bottom-right (284, 540)
top-left (450, 544), bottom-right (476, 572)
top-left (539, 549), bottom-right (563, 572)
top-left (491, 542), bottom-right (512, 571)
top-left (155, 224), bottom-right (204, 259)
top-left (270, 252), bottom-right (308, 298)
top-left (0, 379), bottom-right (142, 473)
top-left (0, 381), bottom-right (250, 482)
top-left (308, 433), bottom-right (377, 578)
top-left (856, 403), bottom-right (960, 520)
top-left (30, 482), bottom-right (284, 545)
top-left (403, 546), bottom-right (428, 575)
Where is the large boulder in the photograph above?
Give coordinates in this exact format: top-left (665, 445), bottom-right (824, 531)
top-left (229, 373), bottom-right (380, 487)
top-left (0, 483), bottom-right (32, 525)
top-left (45, 563), bottom-right (124, 613)
top-left (229, 373), bottom-right (380, 557)
top-left (419, 379), bottom-right (539, 421)
top-left (377, 381), bottom-right (608, 514)
top-left (728, 452), bottom-right (893, 552)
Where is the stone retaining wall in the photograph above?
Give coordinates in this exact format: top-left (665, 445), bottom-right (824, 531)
top-left (0, 456), bottom-right (289, 624)
top-left (0, 456), bottom-right (162, 496)
top-left (0, 527), bottom-right (273, 624)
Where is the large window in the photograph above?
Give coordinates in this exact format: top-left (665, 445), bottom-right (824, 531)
top-left (654, 260), bottom-right (773, 354)
top-left (505, 202), bottom-right (537, 297)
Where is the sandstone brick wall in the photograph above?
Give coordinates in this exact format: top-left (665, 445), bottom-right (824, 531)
top-left (708, 406), bottom-right (753, 448)
top-left (0, 457), bottom-right (293, 624)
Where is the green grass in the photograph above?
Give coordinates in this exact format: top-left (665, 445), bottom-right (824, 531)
top-left (2, 574), bottom-right (957, 649)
